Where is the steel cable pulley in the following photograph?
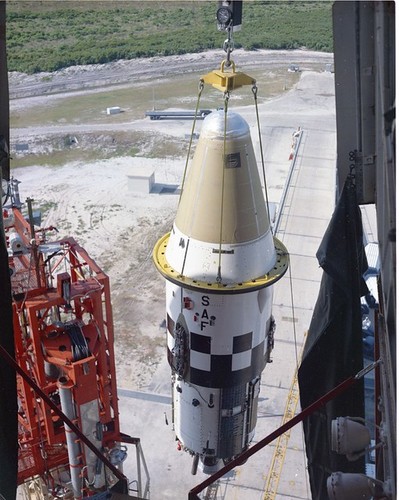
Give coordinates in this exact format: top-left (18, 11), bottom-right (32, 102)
top-left (65, 323), bottom-right (91, 361)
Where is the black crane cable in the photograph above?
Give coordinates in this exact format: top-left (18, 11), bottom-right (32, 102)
top-left (65, 323), bottom-right (91, 361)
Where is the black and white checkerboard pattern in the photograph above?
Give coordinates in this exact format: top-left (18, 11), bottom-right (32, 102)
top-left (167, 314), bottom-right (266, 388)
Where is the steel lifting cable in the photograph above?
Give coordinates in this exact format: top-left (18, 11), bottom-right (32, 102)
top-left (177, 80), bottom-right (204, 281)
top-left (178, 79), bottom-right (204, 205)
top-left (216, 91), bottom-right (230, 283)
top-left (252, 84), bottom-right (271, 228)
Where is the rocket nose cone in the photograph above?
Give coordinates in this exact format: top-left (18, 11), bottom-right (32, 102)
top-left (161, 108), bottom-right (278, 283)
top-left (154, 108), bottom-right (288, 284)
top-left (175, 108), bottom-right (270, 247)
top-left (201, 110), bottom-right (249, 140)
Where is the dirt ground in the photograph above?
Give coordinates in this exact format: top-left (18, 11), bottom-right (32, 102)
top-left (9, 48), bottom-right (334, 393)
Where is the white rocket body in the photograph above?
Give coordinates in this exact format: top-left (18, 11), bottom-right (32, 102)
top-left (153, 110), bottom-right (288, 473)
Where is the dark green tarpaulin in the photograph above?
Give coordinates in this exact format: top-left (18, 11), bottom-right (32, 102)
top-left (298, 175), bottom-right (368, 499)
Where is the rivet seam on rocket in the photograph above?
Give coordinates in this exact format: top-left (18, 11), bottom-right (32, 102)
top-left (153, 232), bottom-right (289, 294)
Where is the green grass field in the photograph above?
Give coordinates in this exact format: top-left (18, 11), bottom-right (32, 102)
top-left (6, 1), bottom-right (333, 74)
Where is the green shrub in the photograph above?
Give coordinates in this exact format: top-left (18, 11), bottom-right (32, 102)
top-left (6, 1), bottom-right (333, 74)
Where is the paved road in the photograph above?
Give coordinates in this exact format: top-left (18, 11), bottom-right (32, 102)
top-left (9, 49), bottom-right (333, 100)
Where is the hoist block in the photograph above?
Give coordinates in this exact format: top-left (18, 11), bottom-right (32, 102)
top-left (202, 60), bottom-right (255, 93)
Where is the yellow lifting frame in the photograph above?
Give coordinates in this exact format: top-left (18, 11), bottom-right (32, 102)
top-left (153, 232), bottom-right (289, 294)
top-left (201, 59), bottom-right (255, 93)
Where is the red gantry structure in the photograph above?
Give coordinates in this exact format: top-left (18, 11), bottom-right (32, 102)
top-left (3, 200), bottom-right (148, 499)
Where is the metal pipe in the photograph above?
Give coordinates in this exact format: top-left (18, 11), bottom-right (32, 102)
top-left (274, 130), bottom-right (303, 234)
top-left (135, 442), bottom-right (142, 498)
top-left (26, 197), bottom-right (36, 240)
top-left (26, 196), bottom-right (42, 287)
top-left (191, 454), bottom-right (199, 476)
top-left (0, 345), bottom-right (128, 484)
top-left (58, 377), bottom-right (82, 499)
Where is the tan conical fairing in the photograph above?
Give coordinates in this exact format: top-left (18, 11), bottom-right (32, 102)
top-left (158, 110), bottom-right (281, 284)
top-left (175, 111), bottom-right (270, 244)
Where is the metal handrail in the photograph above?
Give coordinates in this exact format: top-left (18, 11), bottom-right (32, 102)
top-left (273, 129), bottom-right (303, 234)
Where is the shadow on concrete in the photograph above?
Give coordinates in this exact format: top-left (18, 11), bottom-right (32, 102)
top-left (151, 183), bottom-right (181, 195)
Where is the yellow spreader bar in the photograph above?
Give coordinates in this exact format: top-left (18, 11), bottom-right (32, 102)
top-left (201, 60), bottom-right (255, 93)
top-left (152, 233), bottom-right (289, 294)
